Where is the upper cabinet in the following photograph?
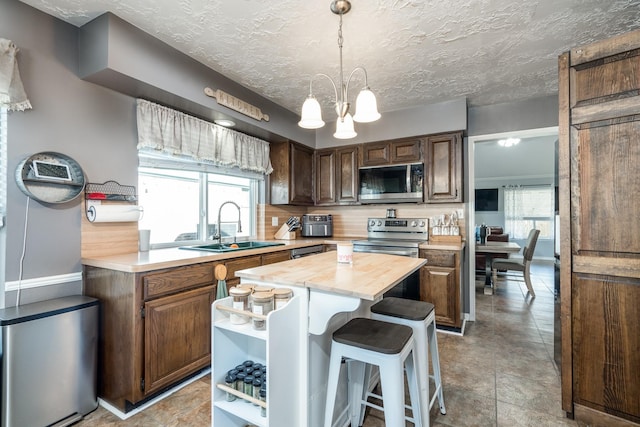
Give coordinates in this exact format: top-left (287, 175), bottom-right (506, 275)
top-left (315, 145), bottom-right (358, 206)
top-left (360, 138), bottom-right (422, 167)
top-left (424, 132), bottom-right (463, 203)
top-left (270, 141), bottom-right (314, 205)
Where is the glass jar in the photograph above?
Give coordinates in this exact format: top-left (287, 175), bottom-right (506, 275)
top-left (224, 374), bottom-right (237, 402)
top-left (260, 386), bottom-right (267, 417)
top-left (243, 375), bottom-right (254, 402)
top-left (252, 378), bottom-right (263, 405)
top-left (235, 371), bottom-right (246, 391)
top-left (237, 284), bottom-right (256, 309)
top-left (251, 291), bottom-right (274, 330)
top-left (228, 287), bottom-right (251, 324)
top-left (273, 288), bottom-right (293, 309)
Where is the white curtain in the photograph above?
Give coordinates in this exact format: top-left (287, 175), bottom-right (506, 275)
top-left (0, 39), bottom-right (32, 111)
top-left (136, 99), bottom-right (273, 175)
top-left (504, 185), bottom-right (525, 238)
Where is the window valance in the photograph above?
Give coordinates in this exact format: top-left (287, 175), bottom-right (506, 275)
top-left (0, 38), bottom-right (32, 111)
top-left (136, 99), bottom-right (273, 175)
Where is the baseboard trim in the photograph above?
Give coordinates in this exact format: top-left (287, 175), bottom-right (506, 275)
top-left (574, 403), bottom-right (640, 427)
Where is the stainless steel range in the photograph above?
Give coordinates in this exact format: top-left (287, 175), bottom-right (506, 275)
top-left (352, 217), bottom-right (429, 300)
top-left (352, 217), bottom-right (429, 258)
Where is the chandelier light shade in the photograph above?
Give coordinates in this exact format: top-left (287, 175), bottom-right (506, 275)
top-left (298, 95), bottom-right (325, 129)
top-left (298, 0), bottom-right (381, 139)
top-left (334, 113), bottom-right (357, 139)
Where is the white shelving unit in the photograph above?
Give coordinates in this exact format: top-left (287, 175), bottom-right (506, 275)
top-left (211, 289), bottom-right (307, 427)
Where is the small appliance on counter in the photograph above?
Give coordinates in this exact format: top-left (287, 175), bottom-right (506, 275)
top-left (301, 214), bottom-right (333, 237)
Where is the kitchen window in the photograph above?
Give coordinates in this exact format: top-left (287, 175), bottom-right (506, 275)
top-left (138, 160), bottom-right (261, 248)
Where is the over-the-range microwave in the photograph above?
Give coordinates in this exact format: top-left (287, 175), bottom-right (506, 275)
top-left (358, 163), bottom-right (423, 203)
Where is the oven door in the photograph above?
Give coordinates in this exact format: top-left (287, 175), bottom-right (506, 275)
top-left (352, 242), bottom-right (420, 300)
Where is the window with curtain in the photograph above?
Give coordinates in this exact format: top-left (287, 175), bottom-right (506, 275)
top-left (503, 185), bottom-right (554, 239)
top-left (136, 99), bottom-right (269, 248)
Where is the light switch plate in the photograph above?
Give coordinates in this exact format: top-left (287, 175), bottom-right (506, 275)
top-left (271, 217), bottom-right (278, 226)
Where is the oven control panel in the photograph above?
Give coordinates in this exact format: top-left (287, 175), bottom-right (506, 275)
top-left (367, 218), bottom-right (428, 233)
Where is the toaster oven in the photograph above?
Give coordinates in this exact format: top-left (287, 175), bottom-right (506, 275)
top-left (301, 214), bottom-right (333, 237)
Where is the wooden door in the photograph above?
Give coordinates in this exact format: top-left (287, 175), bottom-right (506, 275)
top-left (425, 132), bottom-right (462, 203)
top-left (390, 138), bottom-right (422, 163)
top-left (420, 265), bottom-right (458, 328)
top-left (315, 149), bottom-right (336, 205)
top-left (336, 146), bottom-right (358, 203)
top-left (559, 29), bottom-right (640, 423)
top-left (360, 141), bottom-right (390, 166)
top-left (144, 285), bottom-right (214, 396)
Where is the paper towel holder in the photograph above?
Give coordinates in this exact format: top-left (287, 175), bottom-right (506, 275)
top-left (84, 181), bottom-right (139, 222)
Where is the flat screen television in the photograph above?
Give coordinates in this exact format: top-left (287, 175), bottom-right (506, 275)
top-left (475, 188), bottom-right (499, 211)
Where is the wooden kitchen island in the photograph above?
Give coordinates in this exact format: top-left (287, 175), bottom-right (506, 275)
top-left (211, 251), bottom-right (426, 427)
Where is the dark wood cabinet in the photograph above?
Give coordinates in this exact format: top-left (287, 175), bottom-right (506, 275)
top-left (315, 149), bottom-right (336, 205)
top-left (336, 146), bottom-right (359, 203)
top-left (315, 145), bottom-right (358, 205)
top-left (261, 250), bottom-right (291, 265)
top-left (360, 141), bottom-right (391, 166)
top-left (559, 29), bottom-right (640, 424)
top-left (425, 132), bottom-right (463, 203)
top-left (224, 255), bottom-right (262, 287)
top-left (360, 138), bottom-right (422, 167)
top-left (83, 262), bottom-right (217, 411)
top-left (269, 141), bottom-right (314, 205)
top-left (144, 285), bottom-right (214, 395)
top-left (419, 248), bottom-right (462, 329)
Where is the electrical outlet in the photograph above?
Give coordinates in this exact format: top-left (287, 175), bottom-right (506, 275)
top-left (271, 217), bottom-right (278, 226)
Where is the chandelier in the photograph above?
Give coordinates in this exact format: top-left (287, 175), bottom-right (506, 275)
top-left (297, 0), bottom-right (381, 139)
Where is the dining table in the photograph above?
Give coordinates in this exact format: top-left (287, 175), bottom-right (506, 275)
top-left (476, 241), bottom-right (521, 294)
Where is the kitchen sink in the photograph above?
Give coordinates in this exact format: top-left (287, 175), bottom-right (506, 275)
top-left (179, 241), bottom-right (285, 253)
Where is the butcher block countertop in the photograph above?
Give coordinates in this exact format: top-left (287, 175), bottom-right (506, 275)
top-left (235, 251), bottom-right (427, 301)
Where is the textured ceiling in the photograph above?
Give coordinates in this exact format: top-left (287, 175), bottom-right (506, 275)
top-left (19, 0), bottom-right (640, 119)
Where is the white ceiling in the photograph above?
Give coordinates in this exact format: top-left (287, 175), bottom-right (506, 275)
top-left (19, 0), bottom-right (640, 119)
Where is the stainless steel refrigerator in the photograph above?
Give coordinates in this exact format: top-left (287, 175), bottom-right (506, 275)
top-left (0, 296), bottom-right (99, 427)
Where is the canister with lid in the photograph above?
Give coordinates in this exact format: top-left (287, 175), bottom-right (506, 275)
top-left (228, 287), bottom-right (251, 324)
top-left (251, 291), bottom-right (274, 330)
top-left (273, 288), bottom-right (293, 309)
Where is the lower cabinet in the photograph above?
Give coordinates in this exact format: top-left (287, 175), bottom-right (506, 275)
top-left (83, 250), bottom-right (294, 412)
top-left (144, 285), bottom-right (215, 395)
top-left (419, 248), bottom-right (463, 329)
top-left (83, 262), bottom-right (217, 412)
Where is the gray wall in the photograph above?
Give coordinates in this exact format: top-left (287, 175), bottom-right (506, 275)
top-left (315, 97), bottom-right (468, 148)
top-left (1, 0), bottom-right (138, 305)
top-left (468, 95), bottom-right (558, 136)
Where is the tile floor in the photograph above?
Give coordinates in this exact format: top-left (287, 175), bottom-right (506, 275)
top-left (77, 261), bottom-right (580, 426)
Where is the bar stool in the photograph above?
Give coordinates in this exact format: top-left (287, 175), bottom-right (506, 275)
top-left (323, 317), bottom-right (422, 427)
top-left (370, 297), bottom-right (446, 427)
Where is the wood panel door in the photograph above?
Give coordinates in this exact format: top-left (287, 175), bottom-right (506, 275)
top-left (559, 29), bottom-right (640, 423)
top-left (315, 149), bottom-right (336, 205)
top-left (419, 265), bottom-right (459, 328)
top-left (425, 132), bottom-right (462, 203)
top-left (144, 285), bottom-right (214, 396)
top-left (336, 146), bottom-right (358, 203)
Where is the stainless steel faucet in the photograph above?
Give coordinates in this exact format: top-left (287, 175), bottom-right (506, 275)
top-left (215, 201), bottom-right (242, 244)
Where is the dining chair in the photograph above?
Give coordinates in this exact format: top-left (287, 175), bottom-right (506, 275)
top-left (491, 229), bottom-right (540, 297)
